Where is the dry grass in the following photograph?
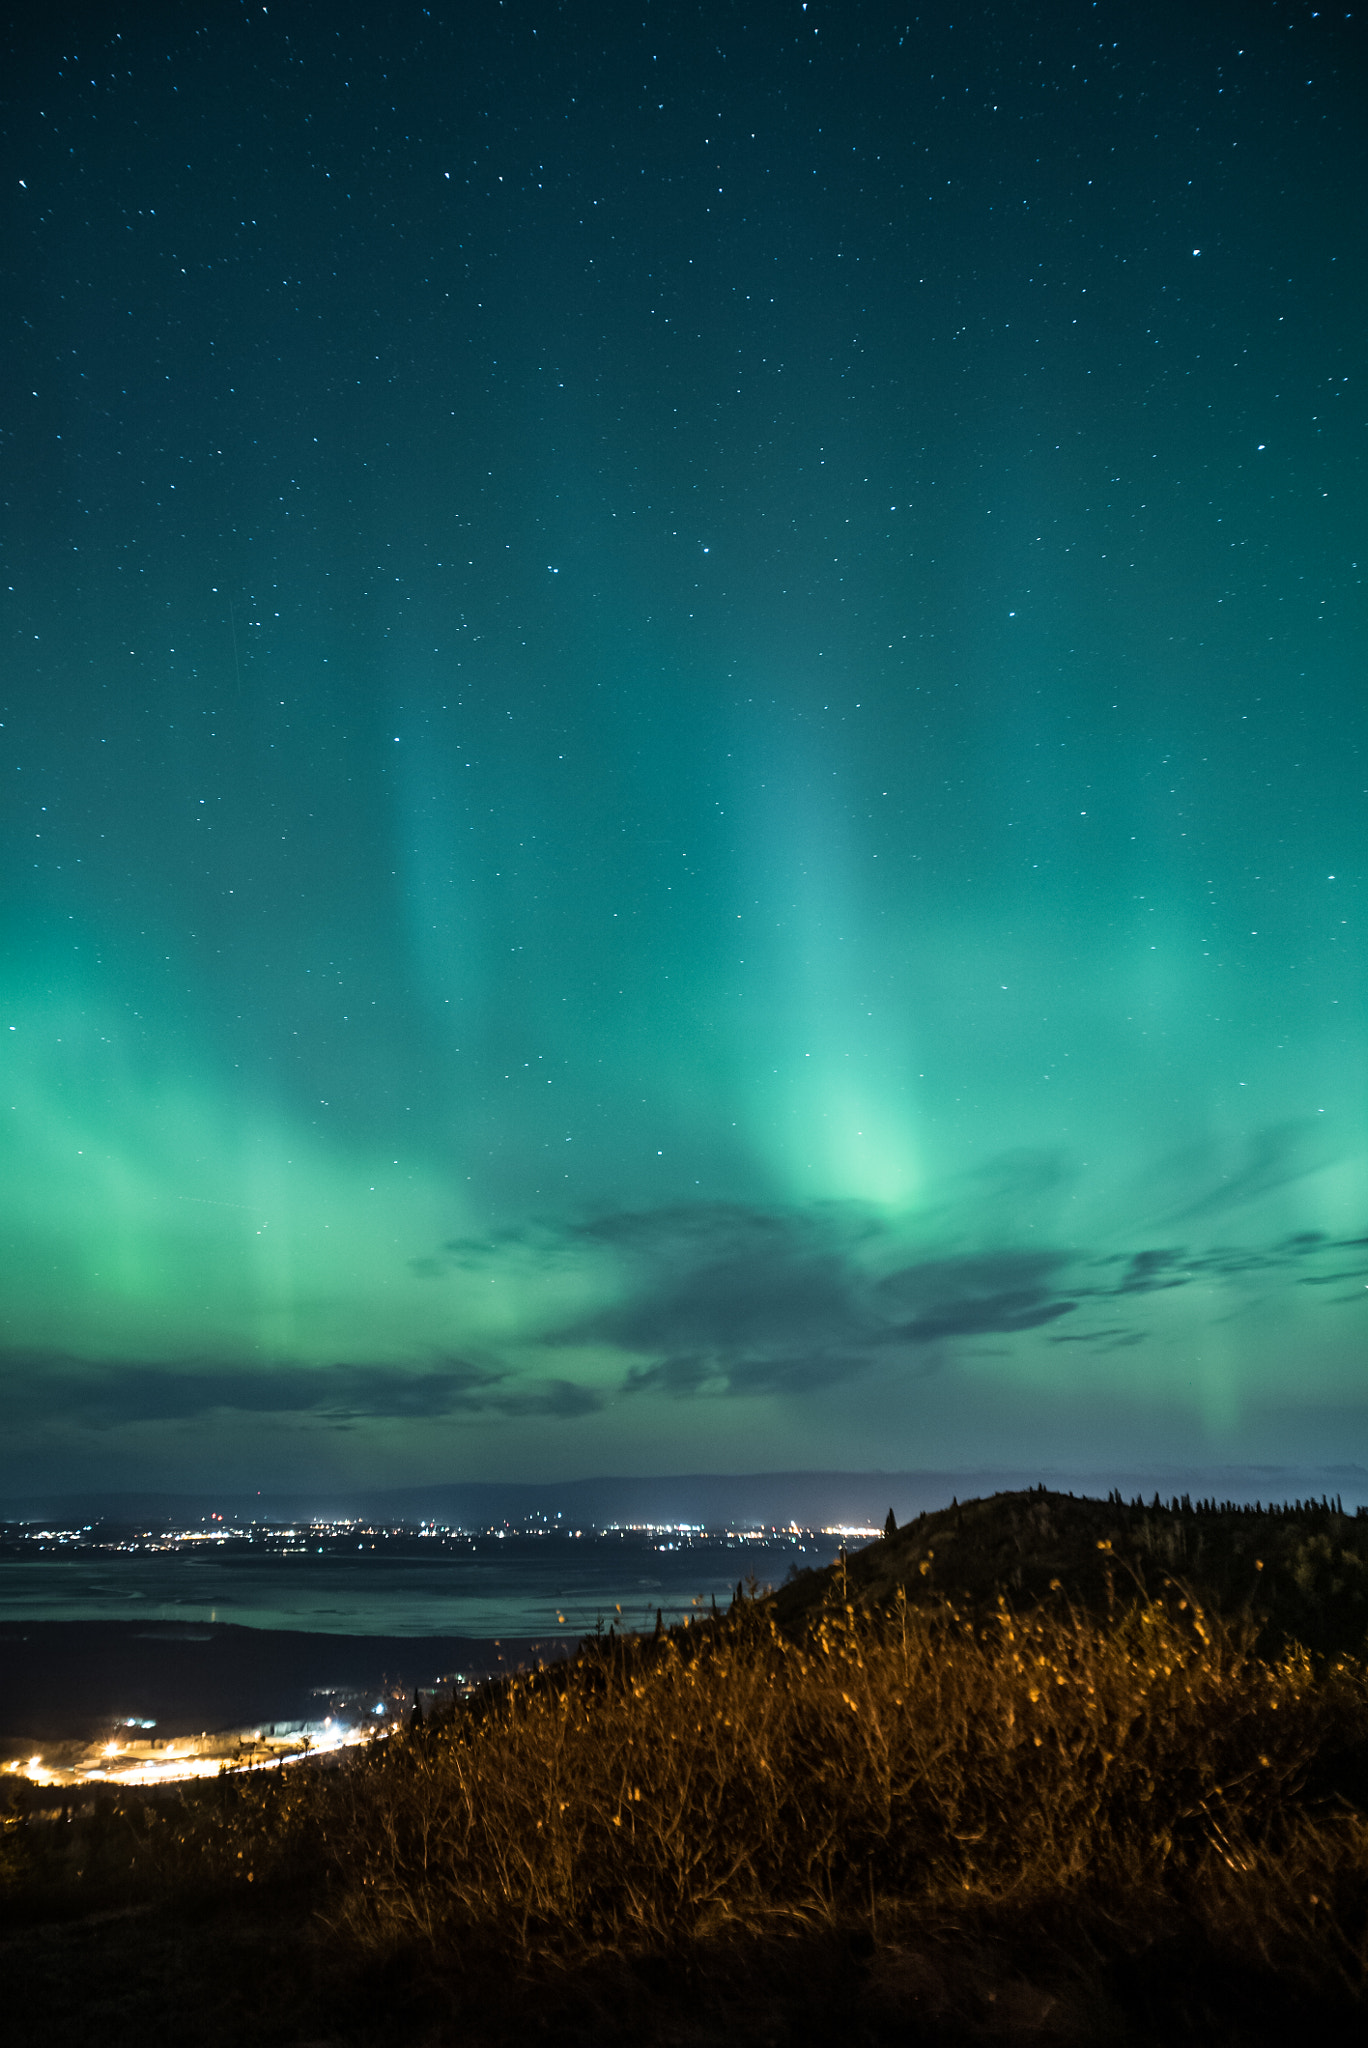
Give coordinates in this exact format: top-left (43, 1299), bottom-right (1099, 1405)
top-left (318, 1594), bottom-right (1368, 1965)
top-left (10, 1589), bottom-right (1368, 2041)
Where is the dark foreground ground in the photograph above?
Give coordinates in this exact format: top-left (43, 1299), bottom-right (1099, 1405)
top-left (0, 1620), bottom-right (574, 1745)
top-left (3, 1879), bottom-right (1363, 2048)
top-left (4, 1491), bottom-right (1368, 2046)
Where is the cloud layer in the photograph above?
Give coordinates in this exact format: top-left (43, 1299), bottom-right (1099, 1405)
top-left (6, 1125), bottom-right (1365, 1439)
top-left (3, 1354), bottom-right (604, 1429)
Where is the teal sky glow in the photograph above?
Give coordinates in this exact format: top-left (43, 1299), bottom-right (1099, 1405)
top-left (2, 0), bottom-right (1364, 1496)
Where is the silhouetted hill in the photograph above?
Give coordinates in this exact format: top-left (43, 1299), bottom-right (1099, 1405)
top-left (768, 1485), bottom-right (1368, 1656)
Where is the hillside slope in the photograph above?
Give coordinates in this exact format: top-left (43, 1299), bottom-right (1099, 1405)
top-left (767, 1485), bottom-right (1368, 1655)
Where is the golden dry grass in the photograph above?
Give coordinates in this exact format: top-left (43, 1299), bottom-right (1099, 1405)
top-left (11, 1589), bottom-right (1368, 2041)
top-left (176, 1593), bottom-right (1368, 1988)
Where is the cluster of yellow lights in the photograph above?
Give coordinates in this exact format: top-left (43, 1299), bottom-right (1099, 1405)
top-left (6, 1719), bottom-right (387, 1790)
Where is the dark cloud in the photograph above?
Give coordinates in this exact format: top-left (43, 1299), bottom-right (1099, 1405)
top-left (2, 1353), bottom-right (604, 1429)
top-left (489, 1377), bottom-right (604, 1417)
top-left (876, 1251), bottom-right (1077, 1342)
top-left (622, 1355), bottom-right (716, 1400)
top-left (1048, 1326), bottom-right (1146, 1350)
top-left (623, 1350), bottom-right (874, 1401)
top-left (557, 1214), bottom-right (1085, 1399)
top-left (1111, 1249), bottom-right (1190, 1295)
top-left (538, 1186), bottom-right (1367, 1402)
top-left (1092, 1229), bottom-right (1365, 1297)
top-left (578, 1247), bottom-right (859, 1354)
top-left (725, 1352), bottom-right (875, 1397)
top-left (553, 1202), bottom-right (880, 1364)
top-left (895, 1294), bottom-right (1077, 1342)
top-left (18, 1175), bottom-right (1354, 1435)
top-left (573, 1202), bottom-right (846, 1254)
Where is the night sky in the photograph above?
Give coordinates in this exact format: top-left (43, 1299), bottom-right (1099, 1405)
top-left (3, 0), bottom-right (1365, 1499)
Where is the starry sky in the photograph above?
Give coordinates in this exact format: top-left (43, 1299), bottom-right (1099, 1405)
top-left (2, 0), bottom-right (1365, 1499)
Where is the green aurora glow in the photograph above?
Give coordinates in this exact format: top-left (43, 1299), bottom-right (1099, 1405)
top-left (2, 1), bottom-right (1364, 1494)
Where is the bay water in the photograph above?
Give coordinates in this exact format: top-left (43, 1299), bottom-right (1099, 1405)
top-left (0, 1530), bottom-right (841, 1641)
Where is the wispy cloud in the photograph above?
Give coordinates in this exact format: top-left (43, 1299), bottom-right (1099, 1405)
top-left (11, 1136), bottom-right (1365, 1434)
top-left (596, 1232), bottom-right (1085, 1397)
top-left (1155, 1120), bottom-right (1338, 1225)
top-left (533, 1175), bottom-right (1368, 1398)
top-left (2, 1354), bottom-right (604, 1428)
top-left (875, 1250), bottom-right (1078, 1342)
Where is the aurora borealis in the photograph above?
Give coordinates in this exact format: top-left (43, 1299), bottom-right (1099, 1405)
top-left (2, 1), bottom-right (1364, 1499)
